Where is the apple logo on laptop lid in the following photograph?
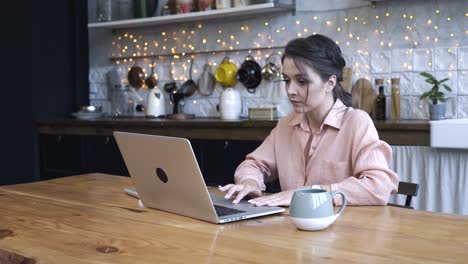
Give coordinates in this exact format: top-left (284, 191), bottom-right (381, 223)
top-left (156, 168), bottom-right (169, 183)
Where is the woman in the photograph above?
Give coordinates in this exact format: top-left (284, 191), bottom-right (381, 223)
top-left (219, 34), bottom-right (399, 206)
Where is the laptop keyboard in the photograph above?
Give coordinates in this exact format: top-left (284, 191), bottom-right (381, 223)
top-left (214, 204), bottom-right (245, 217)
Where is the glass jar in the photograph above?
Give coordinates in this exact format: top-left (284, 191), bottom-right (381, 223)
top-left (111, 85), bottom-right (136, 117)
top-left (390, 78), bottom-right (401, 120)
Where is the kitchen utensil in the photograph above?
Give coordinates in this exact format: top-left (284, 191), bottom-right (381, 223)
top-left (145, 61), bottom-right (157, 89)
top-left (237, 55), bottom-right (262, 93)
top-left (169, 92), bottom-right (185, 114)
top-left (128, 63), bottom-right (145, 88)
top-left (198, 64), bottom-right (216, 96)
top-left (219, 88), bottom-right (242, 120)
top-left (180, 59), bottom-right (198, 97)
top-left (145, 87), bottom-right (166, 118)
top-left (351, 78), bottom-right (376, 117)
top-left (215, 57), bottom-right (237, 88)
top-left (164, 63), bottom-right (178, 93)
top-left (261, 54), bottom-right (282, 81)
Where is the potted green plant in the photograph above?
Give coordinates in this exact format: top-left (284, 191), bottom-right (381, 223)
top-left (419, 72), bottom-right (452, 120)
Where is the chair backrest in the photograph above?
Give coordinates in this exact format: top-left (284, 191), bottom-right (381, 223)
top-left (388, 181), bottom-right (419, 209)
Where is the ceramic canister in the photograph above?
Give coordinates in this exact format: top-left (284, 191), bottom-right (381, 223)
top-left (219, 88), bottom-right (242, 120)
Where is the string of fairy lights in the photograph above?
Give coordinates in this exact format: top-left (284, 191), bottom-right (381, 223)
top-left (108, 6), bottom-right (467, 85)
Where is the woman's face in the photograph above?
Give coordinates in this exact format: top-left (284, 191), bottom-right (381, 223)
top-left (282, 57), bottom-right (334, 113)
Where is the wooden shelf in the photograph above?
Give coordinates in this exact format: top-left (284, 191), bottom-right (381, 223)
top-left (88, 3), bottom-right (294, 30)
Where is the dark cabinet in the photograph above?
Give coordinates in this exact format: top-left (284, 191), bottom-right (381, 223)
top-left (84, 136), bottom-right (129, 176)
top-left (39, 135), bottom-right (85, 180)
top-left (38, 135), bottom-right (280, 193)
top-left (39, 134), bottom-right (128, 180)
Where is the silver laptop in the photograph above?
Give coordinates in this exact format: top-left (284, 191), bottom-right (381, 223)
top-left (113, 131), bottom-right (285, 224)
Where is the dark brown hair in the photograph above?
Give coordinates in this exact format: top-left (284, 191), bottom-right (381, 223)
top-left (282, 34), bottom-right (352, 107)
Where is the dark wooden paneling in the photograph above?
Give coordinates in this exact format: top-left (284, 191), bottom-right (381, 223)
top-left (36, 118), bottom-right (430, 145)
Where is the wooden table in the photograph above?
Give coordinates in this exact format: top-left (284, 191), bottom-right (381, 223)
top-left (1, 174), bottom-right (467, 263)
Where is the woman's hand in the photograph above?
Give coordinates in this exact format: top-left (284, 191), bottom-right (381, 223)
top-left (247, 190), bottom-right (295, 207)
top-left (219, 179), bottom-right (262, 204)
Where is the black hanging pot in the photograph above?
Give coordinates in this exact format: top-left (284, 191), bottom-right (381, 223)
top-left (237, 55), bottom-right (262, 93)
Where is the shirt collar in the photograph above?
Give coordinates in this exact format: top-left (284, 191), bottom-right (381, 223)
top-left (288, 99), bottom-right (348, 131)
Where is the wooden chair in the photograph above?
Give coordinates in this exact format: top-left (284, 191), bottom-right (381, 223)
top-left (388, 181), bottom-right (419, 209)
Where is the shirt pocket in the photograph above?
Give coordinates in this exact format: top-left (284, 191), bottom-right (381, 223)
top-left (320, 160), bottom-right (350, 183)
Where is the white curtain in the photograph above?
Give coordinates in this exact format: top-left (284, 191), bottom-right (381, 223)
top-left (388, 145), bottom-right (468, 215)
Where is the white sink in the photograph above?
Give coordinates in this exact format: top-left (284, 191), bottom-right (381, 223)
top-left (430, 119), bottom-right (468, 149)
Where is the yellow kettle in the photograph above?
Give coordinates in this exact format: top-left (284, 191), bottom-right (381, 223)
top-left (215, 57), bottom-right (237, 88)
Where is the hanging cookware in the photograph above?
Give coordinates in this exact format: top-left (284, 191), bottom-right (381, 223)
top-left (215, 57), bottom-right (237, 88)
top-left (164, 62), bottom-right (177, 94)
top-left (198, 64), bottom-right (216, 96)
top-left (180, 59), bottom-right (199, 97)
top-left (144, 61), bottom-right (157, 89)
top-left (128, 62), bottom-right (145, 88)
top-left (237, 55), bottom-right (262, 93)
top-left (261, 54), bottom-right (282, 81)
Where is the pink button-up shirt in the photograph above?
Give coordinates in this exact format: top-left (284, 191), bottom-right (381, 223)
top-left (234, 99), bottom-right (399, 205)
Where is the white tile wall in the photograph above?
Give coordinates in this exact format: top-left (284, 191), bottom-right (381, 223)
top-left (413, 49), bottom-right (434, 72)
top-left (458, 47), bottom-right (468, 70)
top-left (371, 51), bottom-right (392, 74)
top-left (435, 47), bottom-right (457, 71)
top-left (458, 71), bottom-right (468, 95)
top-left (392, 49), bottom-right (413, 72)
top-left (88, 0), bottom-right (468, 119)
top-left (457, 97), bottom-right (468, 118)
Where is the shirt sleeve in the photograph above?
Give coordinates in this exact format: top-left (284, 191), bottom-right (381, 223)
top-left (331, 112), bottom-right (399, 205)
top-left (233, 126), bottom-right (280, 191)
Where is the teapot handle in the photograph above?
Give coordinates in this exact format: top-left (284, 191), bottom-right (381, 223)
top-left (330, 190), bottom-right (347, 215)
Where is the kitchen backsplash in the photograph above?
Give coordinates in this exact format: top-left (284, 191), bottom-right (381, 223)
top-left (87, 0), bottom-right (468, 119)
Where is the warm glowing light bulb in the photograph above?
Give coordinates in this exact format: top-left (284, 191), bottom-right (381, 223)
top-left (344, 18), bottom-right (348, 22)
top-left (403, 14), bottom-right (407, 18)
top-left (436, 9), bottom-right (440, 14)
top-left (447, 17), bottom-right (451, 21)
top-left (313, 16), bottom-right (318, 20)
top-left (375, 15), bottom-right (379, 19)
top-left (337, 27), bottom-right (341, 32)
top-left (385, 12), bottom-right (390, 17)
top-left (354, 16), bottom-right (358, 21)
top-left (296, 20), bottom-right (300, 25)
top-left (434, 25), bottom-right (438, 30)
top-left (162, 32), bottom-right (166, 36)
top-left (326, 20), bottom-right (331, 25)
top-left (265, 22), bottom-right (269, 26)
top-left (240, 26), bottom-right (245, 30)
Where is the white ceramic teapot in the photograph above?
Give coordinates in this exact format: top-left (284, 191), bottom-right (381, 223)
top-left (219, 88), bottom-right (242, 120)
